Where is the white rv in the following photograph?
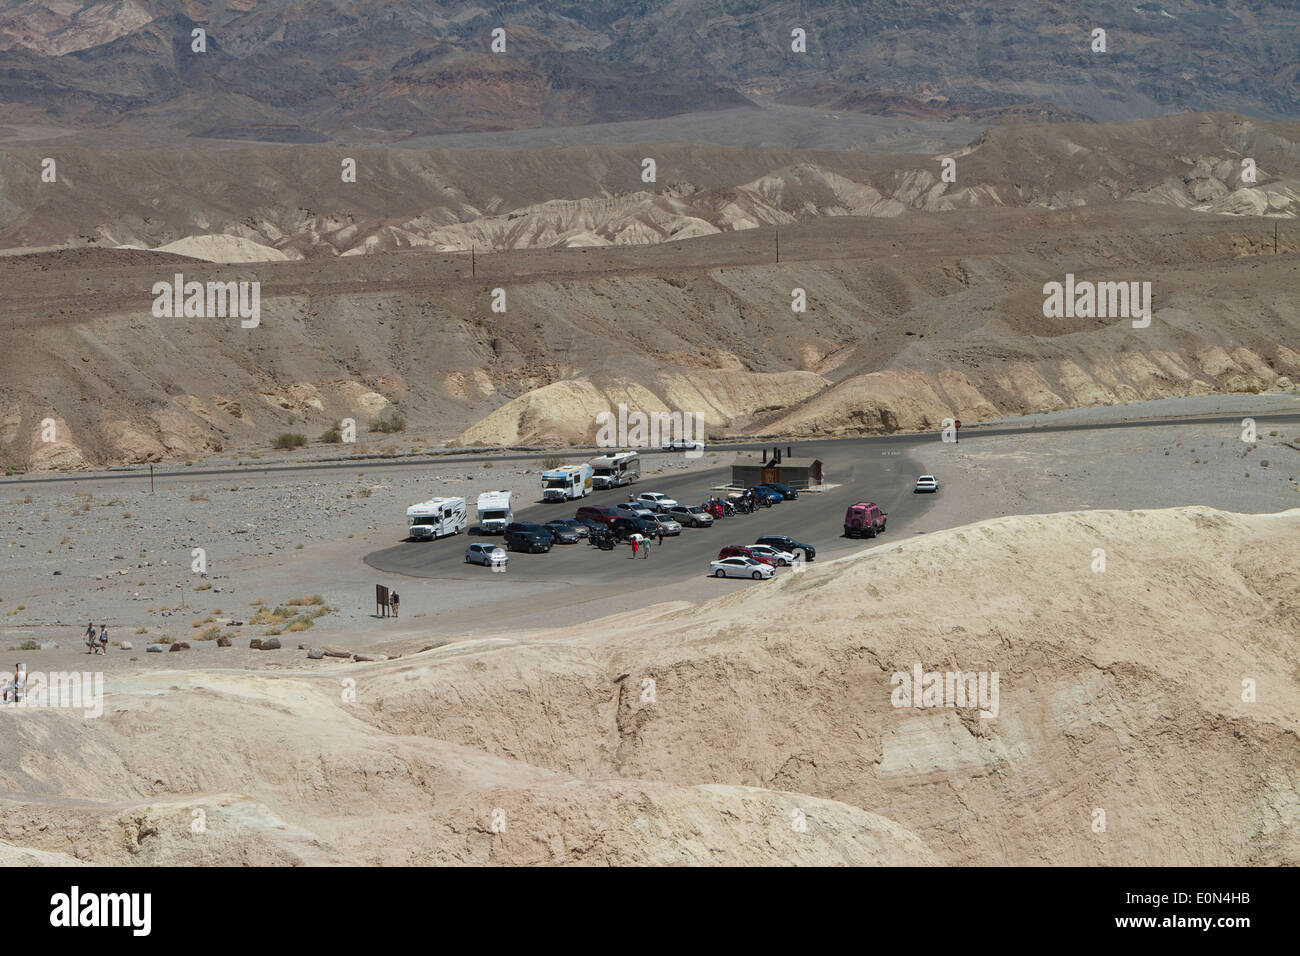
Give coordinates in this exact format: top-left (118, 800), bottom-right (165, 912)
top-left (541, 463), bottom-right (594, 502)
top-left (406, 497), bottom-right (468, 541)
top-left (589, 451), bottom-right (640, 490)
top-left (475, 490), bottom-right (513, 534)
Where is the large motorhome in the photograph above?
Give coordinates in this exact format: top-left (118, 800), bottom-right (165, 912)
top-left (541, 463), bottom-right (594, 502)
top-left (475, 490), bottom-right (514, 534)
top-left (405, 497), bottom-right (468, 541)
top-left (589, 451), bottom-right (640, 490)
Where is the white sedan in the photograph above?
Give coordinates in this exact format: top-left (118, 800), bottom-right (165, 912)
top-left (914, 475), bottom-right (939, 493)
top-left (710, 556), bottom-right (774, 580)
top-left (636, 492), bottom-right (679, 512)
top-left (663, 438), bottom-right (705, 453)
top-left (745, 544), bottom-right (796, 567)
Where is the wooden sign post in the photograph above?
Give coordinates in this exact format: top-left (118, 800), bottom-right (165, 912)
top-left (376, 584), bottom-right (390, 618)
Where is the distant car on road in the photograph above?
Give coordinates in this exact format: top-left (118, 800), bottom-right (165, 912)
top-left (669, 505), bottom-right (714, 527)
top-left (464, 543), bottom-right (508, 567)
top-left (503, 522), bottom-right (554, 553)
top-left (663, 438), bottom-right (705, 453)
top-left (915, 475), bottom-right (939, 493)
top-left (635, 492), bottom-right (679, 512)
top-left (710, 556), bottom-right (774, 580)
top-left (755, 535), bottom-right (815, 560)
top-left (844, 502), bottom-right (887, 538)
top-left (547, 518), bottom-right (589, 539)
top-left (649, 514), bottom-right (682, 535)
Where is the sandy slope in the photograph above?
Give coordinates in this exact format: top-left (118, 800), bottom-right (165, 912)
top-left (0, 506), bottom-right (1294, 865)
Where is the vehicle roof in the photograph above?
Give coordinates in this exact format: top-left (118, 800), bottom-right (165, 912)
top-left (848, 501), bottom-right (880, 508)
top-left (406, 496), bottom-right (464, 513)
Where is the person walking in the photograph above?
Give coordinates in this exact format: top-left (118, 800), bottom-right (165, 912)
top-left (656, 525), bottom-right (664, 546)
top-left (630, 535), bottom-right (640, 559)
top-left (98, 624), bottom-right (109, 655)
top-left (390, 591), bottom-right (400, 619)
top-left (641, 536), bottom-right (651, 559)
top-left (85, 621), bottom-right (97, 654)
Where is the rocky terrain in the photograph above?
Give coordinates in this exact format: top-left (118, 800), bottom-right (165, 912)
top-left (1, 1), bottom-right (1299, 146)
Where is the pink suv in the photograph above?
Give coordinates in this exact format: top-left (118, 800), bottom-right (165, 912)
top-left (844, 502), bottom-right (887, 538)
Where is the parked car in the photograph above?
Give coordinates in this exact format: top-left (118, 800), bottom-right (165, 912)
top-left (611, 516), bottom-right (660, 540)
top-left (669, 505), bottom-right (714, 527)
top-left (575, 505), bottom-right (621, 527)
top-left (754, 535), bottom-right (815, 561)
top-left (717, 545), bottom-right (771, 566)
top-left (574, 516), bottom-right (607, 535)
top-left (504, 522), bottom-right (554, 553)
top-left (710, 556), bottom-right (774, 580)
top-left (635, 492), bottom-right (679, 512)
top-left (615, 501), bottom-right (657, 520)
top-left (749, 486), bottom-right (781, 505)
top-left (664, 438), bottom-right (705, 453)
top-left (464, 542), bottom-right (508, 567)
top-left (649, 514), bottom-right (682, 535)
top-left (746, 544), bottom-right (796, 567)
top-left (542, 521), bottom-right (580, 544)
top-left (915, 474), bottom-right (939, 493)
top-left (546, 518), bottom-right (590, 539)
top-left (755, 482), bottom-right (798, 500)
top-left (843, 502), bottom-right (887, 538)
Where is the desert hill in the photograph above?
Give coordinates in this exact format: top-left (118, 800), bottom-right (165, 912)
top-left (0, 507), bottom-right (1294, 864)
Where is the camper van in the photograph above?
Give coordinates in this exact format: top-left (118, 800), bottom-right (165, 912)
top-left (405, 497), bottom-right (468, 541)
top-left (541, 463), bottom-right (594, 502)
top-left (589, 451), bottom-right (640, 490)
top-left (476, 490), bottom-right (514, 534)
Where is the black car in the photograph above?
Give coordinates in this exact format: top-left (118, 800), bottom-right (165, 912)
top-left (574, 516), bottom-right (606, 535)
top-left (755, 534), bottom-right (815, 560)
top-left (759, 482), bottom-right (798, 500)
top-left (546, 518), bottom-right (589, 539)
top-left (504, 522), bottom-right (554, 553)
top-left (610, 516), bottom-right (659, 540)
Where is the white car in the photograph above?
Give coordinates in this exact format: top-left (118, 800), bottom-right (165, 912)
top-left (636, 492), bottom-right (679, 512)
top-left (615, 501), bottom-right (657, 520)
top-left (464, 543), bottom-right (508, 567)
top-left (669, 505), bottom-right (713, 527)
top-left (745, 544), bottom-right (796, 567)
top-left (914, 475), bottom-right (939, 493)
top-left (663, 438), bottom-right (705, 453)
top-left (710, 556), bottom-right (774, 580)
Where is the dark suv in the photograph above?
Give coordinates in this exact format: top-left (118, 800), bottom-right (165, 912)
top-left (610, 516), bottom-right (659, 540)
top-left (755, 535), bottom-right (815, 560)
top-left (504, 522), bottom-right (553, 553)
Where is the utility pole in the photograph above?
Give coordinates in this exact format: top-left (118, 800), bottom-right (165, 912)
top-left (775, 229), bottom-right (780, 264)
top-left (149, 463), bottom-right (154, 494)
top-left (1275, 221), bottom-right (1279, 254)
top-left (471, 243), bottom-right (476, 278)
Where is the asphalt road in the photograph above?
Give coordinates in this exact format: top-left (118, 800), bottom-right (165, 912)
top-left (364, 434), bottom-right (942, 585)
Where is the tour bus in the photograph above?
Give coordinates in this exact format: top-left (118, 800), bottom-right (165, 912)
top-left (589, 451), bottom-right (640, 490)
top-left (542, 463), bottom-right (594, 502)
top-left (475, 490), bottom-right (514, 534)
top-left (406, 497), bottom-right (468, 541)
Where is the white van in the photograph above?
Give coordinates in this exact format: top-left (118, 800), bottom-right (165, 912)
top-left (406, 497), bottom-right (468, 541)
top-left (476, 490), bottom-right (513, 534)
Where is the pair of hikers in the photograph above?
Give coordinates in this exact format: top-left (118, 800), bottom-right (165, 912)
top-left (630, 534), bottom-right (651, 559)
top-left (84, 622), bottom-right (109, 655)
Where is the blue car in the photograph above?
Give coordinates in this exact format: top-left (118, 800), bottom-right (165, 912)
top-left (756, 482), bottom-right (798, 500)
top-left (749, 486), bottom-right (783, 503)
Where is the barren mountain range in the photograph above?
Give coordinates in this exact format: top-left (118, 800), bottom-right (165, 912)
top-left (1, 0), bottom-right (1299, 146)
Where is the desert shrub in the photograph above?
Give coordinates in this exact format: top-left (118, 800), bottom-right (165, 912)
top-left (287, 595), bottom-right (324, 607)
top-left (17, 640), bottom-right (39, 651)
top-left (274, 433), bottom-right (308, 450)
top-left (198, 625), bottom-right (221, 641)
top-left (542, 454), bottom-right (564, 469)
top-left (370, 409), bottom-right (405, 433)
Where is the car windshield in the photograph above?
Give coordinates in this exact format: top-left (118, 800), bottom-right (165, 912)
top-left (481, 510), bottom-right (507, 520)
top-left (686, 507), bottom-right (703, 513)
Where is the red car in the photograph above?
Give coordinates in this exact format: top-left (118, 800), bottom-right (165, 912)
top-left (844, 501), bottom-right (887, 538)
top-left (575, 505), bottom-right (621, 527)
top-left (717, 545), bottom-right (778, 566)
